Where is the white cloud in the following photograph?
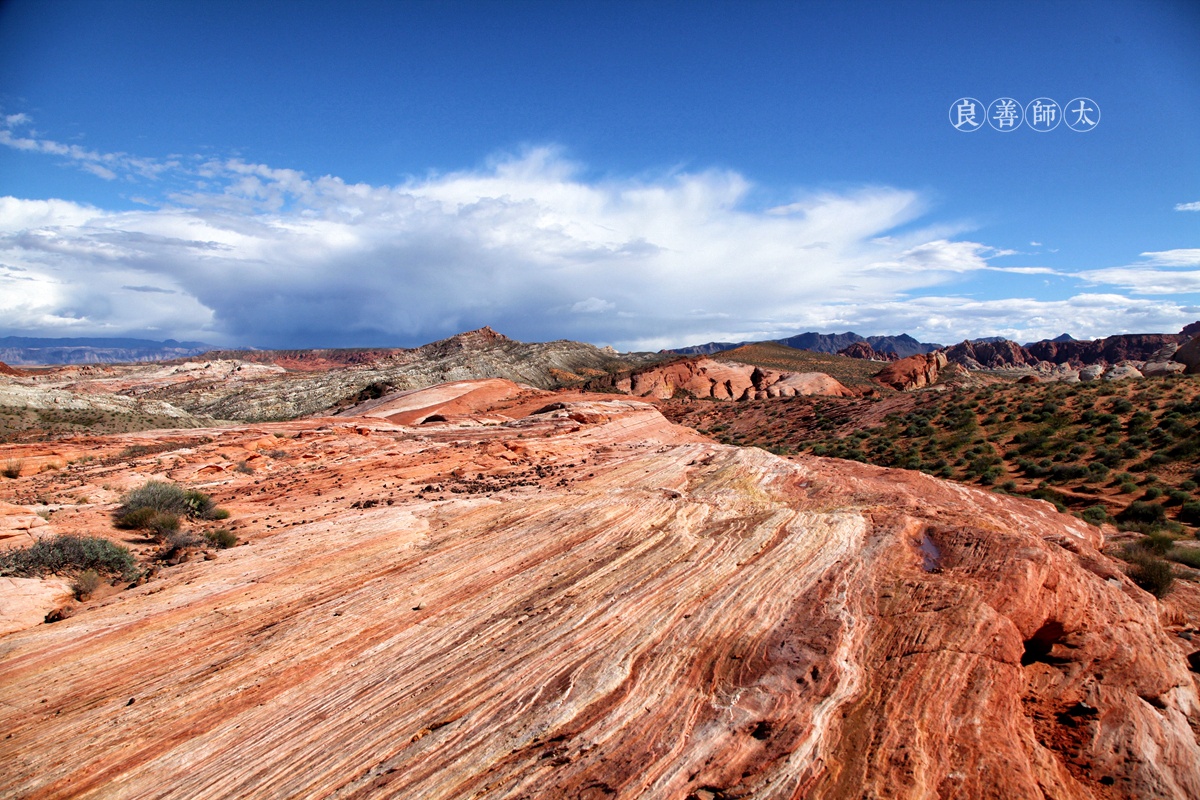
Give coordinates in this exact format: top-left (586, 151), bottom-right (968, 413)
top-left (1175, 201), bottom-right (1200, 212)
top-left (571, 297), bottom-right (616, 314)
top-left (0, 121), bottom-right (1196, 349)
top-left (1139, 249), bottom-right (1200, 266)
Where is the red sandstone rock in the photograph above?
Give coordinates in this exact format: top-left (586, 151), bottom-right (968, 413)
top-left (1174, 336), bottom-right (1200, 374)
top-left (873, 351), bottom-right (948, 390)
top-left (597, 357), bottom-right (854, 400)
top-left (0, 577), bottom-right (73, 636)
top-left (0, 382), bottom-right (1196, 798)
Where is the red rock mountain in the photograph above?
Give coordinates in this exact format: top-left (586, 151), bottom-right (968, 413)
top-left (837, 341), bottom-right (897, 361)
top-left (943, 339), bottom-right (1036, 369)
top-left (1, 381), bottom-right (1197, 798)
top-left (1026, 333), bottom-right (1184, 366)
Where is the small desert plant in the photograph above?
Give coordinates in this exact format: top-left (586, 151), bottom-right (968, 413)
top-left (2, 459), bottom-right (21, 479)
top-left (1120, 548), bottom-right (1174, 597)
top-left (1116, 501), bottom-right (1167, 529)
top-left (72, 569), bottom-right (101, 600)
top-left (0, 535), bottom-right (139, 581)
top-left (1081, 505), bottom-right (1110, 526)
top-left (205, 528), bottom-right (238, 549)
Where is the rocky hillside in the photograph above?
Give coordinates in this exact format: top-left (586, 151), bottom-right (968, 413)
top-left (0, 329), bottom-right (666, 434)
top-left (0, 383), bottom-right (1197, 798)
top-left (664, 372), bottom-right (1200, 539)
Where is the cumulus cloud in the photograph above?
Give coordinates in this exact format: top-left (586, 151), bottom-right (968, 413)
top-left (0, 119), bottom-right (1197, 348)
top-left (1175, 201), bottom-right (1200, 212)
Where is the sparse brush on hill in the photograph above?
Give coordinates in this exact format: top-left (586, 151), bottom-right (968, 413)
top-left (0, 534), bottom-right (139, 581)
top-left (664, 374), bottom-right (1200, 533)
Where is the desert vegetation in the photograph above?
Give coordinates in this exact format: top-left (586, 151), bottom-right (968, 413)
top-left (665, 374), bottom-right (1200, 591)
top-left (0, 534), bottom-right (140, 583)
top-left (113, 481), bottom-right (234, 559)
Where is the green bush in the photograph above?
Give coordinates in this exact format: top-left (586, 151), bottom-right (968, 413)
top-left (205, 528), bottom-right (238, 549)
top-left (1138, 532), bottom-right (1176, 556)
top-left (1168, 548), bottom-right (1200, 569)
top-left (1081, 505), bottom-right (1110, 526)
top-left (114, 481), bottom-right (227, 531)
top-left (1116, 501), bottom-right (1167, 527)
top-left (0, 535), bottom-right (139, 580)
top-left (1179, 502), bottom-right (1200, 526)
top-left (1122, 550), bottom-right (1174, 598)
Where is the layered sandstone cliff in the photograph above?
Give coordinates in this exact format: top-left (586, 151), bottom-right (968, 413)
top-left (0, 384), bottom-right (1197, 798)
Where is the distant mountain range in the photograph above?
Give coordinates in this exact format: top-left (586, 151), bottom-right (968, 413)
top-left (668, 331), bottom-right (942, 358)
top-left (0, 336), bottom-right (215, 365)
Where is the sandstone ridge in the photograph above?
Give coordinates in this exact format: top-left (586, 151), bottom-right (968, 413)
top-left (0, 380), bottom-right (1197, 798)
top-left (585, 356), bottom-right (856, 400)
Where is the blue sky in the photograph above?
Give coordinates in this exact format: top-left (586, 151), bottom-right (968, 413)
top-left (1, 0), bottom-right (1197, 350)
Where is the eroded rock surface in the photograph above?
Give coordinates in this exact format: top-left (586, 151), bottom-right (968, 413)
top-left (0, 386), bottom-right (1197, 799)
top-left (587, 357), bottom-right (855, 400)
top-left (873, 351), bottom-right (949, 391)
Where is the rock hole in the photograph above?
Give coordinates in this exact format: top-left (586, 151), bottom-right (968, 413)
top-left (1021, 620), bottom-right (1066, 666)
top-left (917, 532), bottom-right (942, 572)
top-left (750, 720), bottom-right (773, 740)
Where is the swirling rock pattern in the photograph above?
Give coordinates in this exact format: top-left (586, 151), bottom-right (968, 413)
top-left (0, 390), bottom-right (1197, 799)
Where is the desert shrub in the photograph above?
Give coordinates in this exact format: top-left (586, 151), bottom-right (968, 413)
top-left (115, 481), bottom-right (227, 529)
top-left (1142, 486), bottom-right (1163, 500)
top-left (1137, 532), bottom-right (1176, 556)
top-left (72, 569), bottom-right (101, 600)
top-left (1081, 505), bottom-right (1110, 526)
top-left (1179, 502), bottom-right (1200, 526)
top-left (2, 459), bottom-right (21, 479)
top-left (159, 530), bottom-right (203, 560)
top-left (1168, 548), bottom-right (1200, 568)
top-left (1166, 489), bottom-right (1191, 505)
top-left (0, 535), bottom-right (138, 580)
top-left (205, 528), bottom-right (238, 549)
top-left (1117, 501), bottom-right (1167, 527)
top-left (1120, 549), bottom-right (1174, 597)
top-left (147, 512), bottom-right (181, 537)
top-left (1180, 480), bottom-right (1198, 492)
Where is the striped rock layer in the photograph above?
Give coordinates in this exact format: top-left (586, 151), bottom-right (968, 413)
top-left (0, 388), bottom-right (1197, 799)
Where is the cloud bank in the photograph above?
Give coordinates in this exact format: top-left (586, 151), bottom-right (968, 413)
top-left (1, 116), bottom-right (1195, 350)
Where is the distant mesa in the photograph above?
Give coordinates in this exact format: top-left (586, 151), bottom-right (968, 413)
top-left (0, 336), bottom-right (214, 366)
